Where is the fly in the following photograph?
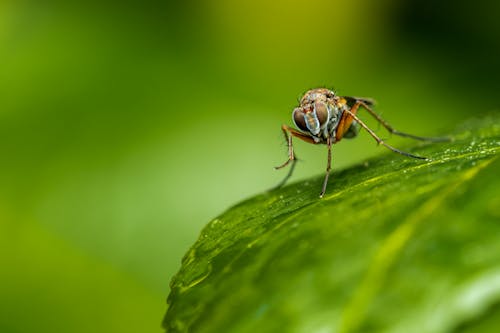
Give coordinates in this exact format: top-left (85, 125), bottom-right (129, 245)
top-left (275, 88), bottom-right (448, 198)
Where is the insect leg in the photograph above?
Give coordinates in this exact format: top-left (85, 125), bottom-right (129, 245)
top-left (343, 109), bottom-right (429, 160)
top-left (275, 125), bottom-right (316, 169)
top-left (273, 125), bottom-right (317, 189)
top-left (357, 100), bottom-right (450, 142)
top-left (272, 155), bottom-right (297, 190)
top-left (320, 136), bottom-right (333, 198)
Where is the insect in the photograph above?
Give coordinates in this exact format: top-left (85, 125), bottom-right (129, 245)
top-left (275, 88), bottom-right (447, 198)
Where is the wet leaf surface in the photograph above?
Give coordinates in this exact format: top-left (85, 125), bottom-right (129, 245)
top-left (164, 115), bottom-right (500, 333)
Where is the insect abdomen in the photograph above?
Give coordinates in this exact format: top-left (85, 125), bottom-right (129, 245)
top-left (343, 121), bottom-right (360, 139)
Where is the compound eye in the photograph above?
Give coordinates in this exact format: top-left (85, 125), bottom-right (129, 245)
top-left (314, 102), bottom-right (330, 127)
top-left (292, 108), bottom-right (308, 132)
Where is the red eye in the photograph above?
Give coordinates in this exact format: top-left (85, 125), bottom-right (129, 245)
top-left (292, 108), bottom-right (308, 132)
top-left (314, 102), bottom-right (329, 126)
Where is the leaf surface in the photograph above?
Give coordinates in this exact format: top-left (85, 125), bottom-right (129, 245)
top-left (164, 115), bottom-right (500, 333)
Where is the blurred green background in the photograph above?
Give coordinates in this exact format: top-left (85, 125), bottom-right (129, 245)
top-left (1, 1), bottom-right (499, 332)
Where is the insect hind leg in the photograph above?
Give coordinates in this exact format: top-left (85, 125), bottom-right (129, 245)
top-left (357, 100), bottom-right (450, 142)
top-left (343, 108), bottom-right (429, 160)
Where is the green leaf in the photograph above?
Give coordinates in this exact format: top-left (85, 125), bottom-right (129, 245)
top-left (163, 115), bottom-right (500, 333)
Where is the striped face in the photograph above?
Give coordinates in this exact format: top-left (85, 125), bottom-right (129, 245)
top-left (292, 88), bottom-right (342, 141)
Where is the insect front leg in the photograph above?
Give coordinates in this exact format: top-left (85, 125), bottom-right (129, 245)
top-left (320, 136), bottom-right (333, 198)
top-left (273, 125), bottom-right (316, 189)
top-left (275, 125), bottom-right (316, 169)
top-left (275, 125), bottom-right (296, 170)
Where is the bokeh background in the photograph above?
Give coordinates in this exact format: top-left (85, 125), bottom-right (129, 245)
top-left (1, 1), bottom-right (499, 332)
